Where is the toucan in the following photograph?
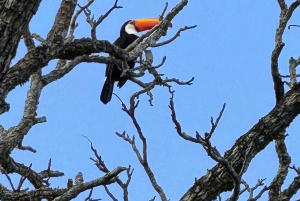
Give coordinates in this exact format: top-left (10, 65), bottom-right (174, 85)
top-left (100, 18), bottom-right (160, 104)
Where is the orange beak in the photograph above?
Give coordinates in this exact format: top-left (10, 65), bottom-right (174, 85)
top-left (133, 18), bottom-right (160, 32)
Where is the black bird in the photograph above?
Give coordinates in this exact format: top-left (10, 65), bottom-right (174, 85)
top-left (100, 18), bottom-right (160, 104)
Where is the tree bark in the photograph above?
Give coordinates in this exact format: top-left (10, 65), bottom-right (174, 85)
top-left (180, 83), bottom-right (300, 200)
top-left (0, 0), bottom-right (41, 112)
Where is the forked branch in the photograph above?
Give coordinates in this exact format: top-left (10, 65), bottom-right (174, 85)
top-left (115, 95), bottom-right (168, 201)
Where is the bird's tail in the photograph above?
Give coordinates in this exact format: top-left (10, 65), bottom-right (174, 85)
top-left (100, 78), bottom-right (114, 104)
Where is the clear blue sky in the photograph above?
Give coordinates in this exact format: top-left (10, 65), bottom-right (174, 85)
top-left (1, 0), bottom-right (300, 200)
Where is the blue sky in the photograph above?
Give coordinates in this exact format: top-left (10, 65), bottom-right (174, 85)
top-left (1, 0), bottom-right (300, 200)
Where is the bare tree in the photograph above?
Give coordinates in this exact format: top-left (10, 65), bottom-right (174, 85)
top-left (1, 0), bottom-right (300, 201)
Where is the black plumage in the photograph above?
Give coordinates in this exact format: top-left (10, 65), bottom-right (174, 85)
top-left (100, 21), bottom-right (138, 104)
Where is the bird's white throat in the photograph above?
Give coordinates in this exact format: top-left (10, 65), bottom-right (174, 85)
top-left (125, 24), bottom-right (139, 36)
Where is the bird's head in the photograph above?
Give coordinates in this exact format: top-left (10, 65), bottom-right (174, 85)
top-left (120, 18), bottom-right (160, 36)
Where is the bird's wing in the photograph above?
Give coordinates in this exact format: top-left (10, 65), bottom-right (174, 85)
top-left (105, 36), bottom-right (127, 78)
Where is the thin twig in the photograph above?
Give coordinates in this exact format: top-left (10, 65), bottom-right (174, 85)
top-left (17, 163), bottom-right (32, 191)
top-left (0, 168), bottom-right (16, 191)
top-left (240, 179), bottom-right (269, 201)
top-left (22, 25), bottom-right (35, 51)
top-left (85, 188), bottom-right (93, 201)
top-left (159, 2), bottom-right (168, 20)
top-left (288, 24), bottom-right (300, 29)
top-left (290, 164), bottom-right (300, 175)
top-left (83, 0), bottom-right (122, 39)
top-left (281, 74), bottom-right (300, 78)
top-left (43, 158), bottom-right (52, 186)
top-left (115, 96), bottom-right (168, 201)
top-left (68, 0), bottom-right (95, 40)
top-left (152, 25), bottom-right (197, 47)
top-left (83, 135), bottom-right (131, 200)
top-left (104, 185), bottom-right (118, 201)
top-left (289, 56), bottom-right (300, 87)
top-left (17, 143), bottom-right (37, 153)
top-left (207, 103), bottom-right (226, 139)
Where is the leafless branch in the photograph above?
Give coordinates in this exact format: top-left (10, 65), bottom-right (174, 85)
top-left (269, 136), bottom-right (291, 200)
top-left (240, 179), bottom-right (269, 201)
top-left (159, 2), bottom-right (169, 20)
top-left (169, 92), bottom-right (224, 147)
top-left (271, 0), bottom-right (300, 102)
top-left (153, 56), bottom-right (167, 69)
top-left (16, 163), bottom-right (32, 191)
top-left (42, 158), bottom-right (52, 186)
top-left (128, 77), bottom-right (149, 88)
top-left (84, 135), bottom-right (132, 201)
top-left (280, 74), bottom-right (300, 78)
top-left (277, 174), bottom-right (300, 200)
top-left (126, 60), bottom-right (165, 79)
top-left (152, 25), bottom-right (197, 47)
top-left (125, 49), bottom-right (192, 109)
top-left (163, 77), bottom-right (194, 86)
top-left (2, 0), bottom-right (188, 109)
top-left (52, 167), bottom-right (126, 201)
top-left (252, 186), bottom-right (270, 201)
top-left (196, 130), bottom-right (239, 201)
top-left (126, 51), bottom-right (165, 77)
top-left (85, 188), bottom-right (93, 201)
top-left (84, 188), bottom-right (101, 201)
top-left (21, 28), bottom-right (44, 45)
top-left (69, 0), bottom-right (95, 40)
top-left (17, 142), bottom-right (37, 153)
top-left (129, 83), bottom-right (155, 111)
top-left (208, 103), bottom-right (226, 139)
top-left (83, 0), bottom-right (122, 39)
top-left (196, 108), bottom-right (240, 201)
top-left (42, 55), bottom-right (121, 86)
top-left (123, 74), bottom-right (193, 107)
top-left (39, 169), bottom-right (64, 180)
top-left (240, 180), bottom-right (249, 195)
top-left (0, 167), bottom-right (16, 191)
top-left (289, 56), bottom-right (300, 87)
top-left (149, 196), bottom-right (156, 201)
top-left (169, 92), bottom-right (243, 200)
top-left (126, 50), bottom-right (156, 108)
top-left (115, 96), bottom-right (168, 201)
top-left (169, 91), bottom-right (203, 144)
top-left (288, 24), bottom-right (300, 29)
top-left (104, 185), bottom-right (118, 201)
top-left (290, 164), bottom-right (300, 175)
top-left (31, 33), bottom-right (45, 42)
top-left (0, 0), bottom-right (194, 200)
top-left (22, 25), bottom-right (36, 51)
top-left (143, 50), bottom-right (163, 82)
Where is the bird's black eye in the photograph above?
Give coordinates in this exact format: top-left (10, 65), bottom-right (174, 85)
top-left (128, 20), bottom-right (134, 25)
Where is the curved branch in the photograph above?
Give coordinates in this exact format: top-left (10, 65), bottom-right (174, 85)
top-left (271, 0), bottom-right (300, 102)
top-left (152, 25), bottom-right (197, 47)
top-left (269, 138), bottom-right (291, 200)
top-left (180, 83), bottom-right (300, 200)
